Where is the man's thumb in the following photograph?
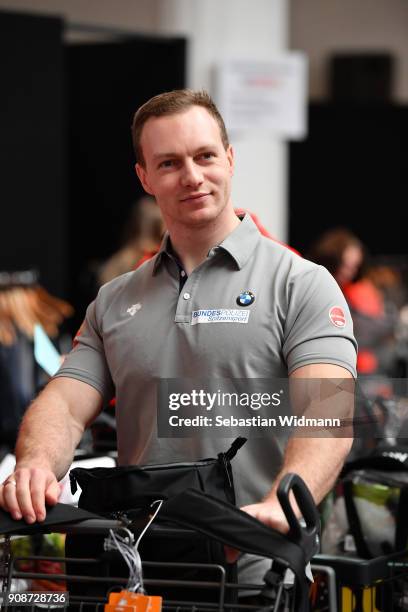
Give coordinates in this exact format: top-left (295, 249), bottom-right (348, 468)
top-left (45, 479), bottom-right (60, 505)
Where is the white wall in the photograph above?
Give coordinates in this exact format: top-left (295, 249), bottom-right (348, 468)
top-left (157, 0), bottom-right (289, 240)
top-left (291, 0), bottom-right (408, 102)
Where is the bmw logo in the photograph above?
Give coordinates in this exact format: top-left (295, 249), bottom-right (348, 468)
top-left (236, 291), bottom-right (255, 307)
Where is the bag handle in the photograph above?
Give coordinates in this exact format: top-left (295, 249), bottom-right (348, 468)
top-left (222, 437), bottom-right (247, 461)
top-left (277, 473), bottom-right (321, 562)
top-left (216, 437), bottom-right (247, 501)
top-left (158, 474), bottom-right (319, 596)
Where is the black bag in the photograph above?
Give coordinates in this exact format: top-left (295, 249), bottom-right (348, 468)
top-left (67, 438), bottom-right (246, 605)
top-left (69, 437), bottom-right (245, 511)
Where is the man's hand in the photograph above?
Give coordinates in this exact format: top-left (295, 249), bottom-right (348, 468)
top-left (225, 500), bottom-right (289, 563)
top-left (0, 466), bottom-right (60, 523)
top-left (0, 377), bottom-right (103, 524)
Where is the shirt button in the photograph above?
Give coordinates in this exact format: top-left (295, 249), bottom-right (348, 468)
top-left (180, 270), bottom-right (186, 277)
top-left (183, 292), bottom-right (191, 300)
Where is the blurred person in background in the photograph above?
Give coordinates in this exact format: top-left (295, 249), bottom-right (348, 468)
top-left (77, 196), bottom-right (165, 315)
top-left (308, 228), bottom-right (398, 378)
top-left (97, 196), bottom-right (165, 285)
top-left (307, 228), bottom-right (364, 290)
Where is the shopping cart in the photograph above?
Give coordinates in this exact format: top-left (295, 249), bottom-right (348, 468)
top-left (0, 473), bottom-right (320, 611)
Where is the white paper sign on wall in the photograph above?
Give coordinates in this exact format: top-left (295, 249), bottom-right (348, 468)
top-left (215, 53), bottom-right (308, 140)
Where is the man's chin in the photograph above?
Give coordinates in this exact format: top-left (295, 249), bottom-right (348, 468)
top-left (179, 206), bottom-right (221, 227)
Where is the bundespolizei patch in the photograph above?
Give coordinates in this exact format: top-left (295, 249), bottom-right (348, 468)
top-left (329, 306), bottom-right (346, 328)
top-left (191, 309), bottom-right (250, 325)
top-left (236, 291), bottom-right (255, 307)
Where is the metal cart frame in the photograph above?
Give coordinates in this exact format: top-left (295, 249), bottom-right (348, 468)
top-left (1, 518), bottom-right (300, 612)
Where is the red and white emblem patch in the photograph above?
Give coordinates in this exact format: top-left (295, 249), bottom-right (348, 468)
top-left (329, 306), bottom-right (346, 328)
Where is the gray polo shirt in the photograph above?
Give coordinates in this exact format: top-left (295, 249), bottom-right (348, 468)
top-left (56, 213), bottom-right (357, 583)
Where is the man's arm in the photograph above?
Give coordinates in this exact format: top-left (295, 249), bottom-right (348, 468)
top-left (240, 364), bottom-right (354, 532)
top-left (0, 377), bottom-right (103, 523)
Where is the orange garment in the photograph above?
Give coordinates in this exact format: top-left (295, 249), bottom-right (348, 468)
top-left (356, 349), bottom-right (378, 374)
top-left (134, 250), bottom-right (160, 270)
top-left (343, 279), bottom-right (387, 375)
top-left (343, 279), bottom-right (384, 318)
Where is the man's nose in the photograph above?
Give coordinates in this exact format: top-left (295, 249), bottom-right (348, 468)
top-left (180, 160), bottom-right (203, 188)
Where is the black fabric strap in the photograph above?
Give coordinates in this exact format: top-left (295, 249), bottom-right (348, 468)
top-left (0, 503), bottom-right (102, 536)
top-left (159, 488), bottom-right (311, 608)
top-left (223, 437), bottom-right (247, 461)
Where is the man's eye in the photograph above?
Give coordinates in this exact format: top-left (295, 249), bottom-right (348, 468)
top-left (199, 152), bottom-right (215, 161)
top-left (159, 160), bottom-right (174, 168)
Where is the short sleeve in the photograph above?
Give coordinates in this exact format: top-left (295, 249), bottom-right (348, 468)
top-left (54, 298), bottom-right (114, 403)
top-left (282, 265), bottom-right (357, 377)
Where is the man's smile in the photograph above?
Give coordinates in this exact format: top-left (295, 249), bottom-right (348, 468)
top-left (180, 192), bottom-right (212, 203)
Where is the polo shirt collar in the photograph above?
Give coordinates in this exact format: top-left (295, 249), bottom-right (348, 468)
top-left (218, 213), bottom-right (261, 269)
top-left (152, 234), bottom-right (173, 274)
top-left (152, 213), bottom-right (261, 274)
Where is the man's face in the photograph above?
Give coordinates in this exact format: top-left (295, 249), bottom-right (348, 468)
top-left (136, 106), bottom-right (234, 229)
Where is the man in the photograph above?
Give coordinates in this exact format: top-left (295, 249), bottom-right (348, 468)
top-left (0, 90), bottom-right (356, 585)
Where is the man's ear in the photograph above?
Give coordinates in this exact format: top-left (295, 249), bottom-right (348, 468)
top-left (135, 163), bottom-right (154, 195)
top-left (227, 145), bottom-right (234, 177)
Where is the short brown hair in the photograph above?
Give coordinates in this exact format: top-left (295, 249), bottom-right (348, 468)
top-left (131, 89), bottom-right (229, 166)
